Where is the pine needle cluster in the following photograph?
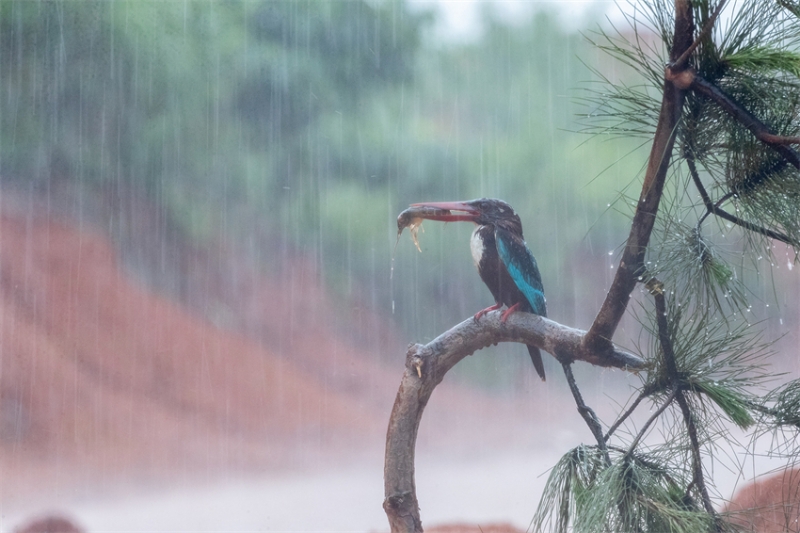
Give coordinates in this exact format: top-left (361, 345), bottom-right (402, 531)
top-left (650, 205), bottom-right (748, 313)
top-left (534, 446), bottom-right (711, 533)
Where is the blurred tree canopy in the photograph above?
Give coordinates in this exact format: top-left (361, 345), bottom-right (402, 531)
top-left (0, 0), bottom-right (424, 219)
top-left (0, 2), bottom-right (643, 378)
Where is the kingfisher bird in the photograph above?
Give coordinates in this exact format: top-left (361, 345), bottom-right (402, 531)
top-left (408, 198), bottom-right (548, 381)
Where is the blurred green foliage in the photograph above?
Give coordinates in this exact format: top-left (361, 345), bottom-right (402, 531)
top-left (0, 1), bottom-right (645, 383)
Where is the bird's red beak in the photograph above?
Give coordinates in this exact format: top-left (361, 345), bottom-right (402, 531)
top-left (409, 201), bottom-right (479, 222)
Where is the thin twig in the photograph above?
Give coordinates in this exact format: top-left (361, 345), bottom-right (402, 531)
top-left (686, 151), bottom-right (714, 208)
top-left (605, 389), bottom-right (649, 442)
top-left (686, 151), bottom-right (799, 245)
top-left (671, 0), bottom-right (727, 70)
top-left (687, 154), bottom-right (715, 228)
top-left (714, 191), bottom-right (736, 208)
top-left (562, 362), bottom-right (611, 465)
top-left (674, 393), bottom-right (718, 523)
top-left (625, 388), bottom-right (679, 456)
top-left (696, 190), bottom-right (737, 227)
top-left (648, 278), bottom-right (720, 529)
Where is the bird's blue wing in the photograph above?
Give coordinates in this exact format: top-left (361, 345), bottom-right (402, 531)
top-left (495, 228), bottom-right (547, 316)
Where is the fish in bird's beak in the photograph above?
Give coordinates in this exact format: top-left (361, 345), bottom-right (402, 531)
top-left (396, 201), bottom-right (479, 252)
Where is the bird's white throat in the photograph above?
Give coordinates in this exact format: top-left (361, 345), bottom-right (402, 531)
top-left (470, 226), bottom-right (485, 268)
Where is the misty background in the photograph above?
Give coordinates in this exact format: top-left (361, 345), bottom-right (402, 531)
top-left (1, 1), bottom-right (797, 531)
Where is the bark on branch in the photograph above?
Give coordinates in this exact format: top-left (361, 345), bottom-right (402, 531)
top-left (384, 312), bottom-right (645, 533)
top-left (583, 0), bottom-right (694, 353)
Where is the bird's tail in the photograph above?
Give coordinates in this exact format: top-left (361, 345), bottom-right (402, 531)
top-left (527, 345), bottom-right (546, 381)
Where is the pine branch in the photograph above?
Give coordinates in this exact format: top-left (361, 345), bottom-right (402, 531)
top-left (383, 312), bottom-right (644, 533)
top-left (674, 394), bottom-right (718, 524)
top-left (761, 133), bottom-right (800, 145)
top-left (584, 0), bottom-right (694, 352)
top-left (673, 70), bottom-right (800, 169)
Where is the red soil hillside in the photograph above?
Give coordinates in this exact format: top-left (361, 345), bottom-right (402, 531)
top-left (0, 211), bottom-right (383, 500)
top-left (725, 468), bottom-right (800, 533)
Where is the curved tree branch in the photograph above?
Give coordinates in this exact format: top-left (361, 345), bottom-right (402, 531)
top-left (383, 312), bottom-right (645, 533)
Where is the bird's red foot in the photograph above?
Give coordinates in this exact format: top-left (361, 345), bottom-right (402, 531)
top-left (473, 302), bottom-right (502, 322)
top-left (500, 302), bottom-right (522, 323)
